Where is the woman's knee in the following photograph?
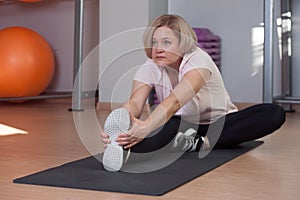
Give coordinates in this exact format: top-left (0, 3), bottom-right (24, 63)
top-left (273, 104), bottom-right (286, 127)
top-left (264, 103), bottom-right (286, 128)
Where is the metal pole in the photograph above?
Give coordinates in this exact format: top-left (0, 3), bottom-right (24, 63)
top-left (263, 0), bottom-right (275, 103)
top-left (280, 0), bottom-right (293, 111)
top-left (71, 0), bottom-right (84, 111)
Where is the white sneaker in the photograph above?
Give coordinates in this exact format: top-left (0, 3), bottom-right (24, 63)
top-left (200, 135), bottom-right (211, 151)
top-left (172, 128), bottom-right (210, 152)
top-left (102, 108), bottom-right (131, 172)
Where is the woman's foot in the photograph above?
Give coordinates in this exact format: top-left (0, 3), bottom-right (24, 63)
top-left (102, 108), bottom-right (131, 172)
top-left (171, 128), bottom-right (210, 152)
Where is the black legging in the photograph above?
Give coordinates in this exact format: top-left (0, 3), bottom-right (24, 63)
top-left (131, 103), bottom-right (286, 153)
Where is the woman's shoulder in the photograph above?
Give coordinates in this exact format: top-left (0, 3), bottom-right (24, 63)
top-left (180, 47), bottom-right (216, 73)
top-left (135, 59), bottom-right (160, 77)
top-left (185, 47), bottom-right (211, 60)
top-left (144, 58), bottom-right (156, 66)
top-left (139, 58), bottom-right (161, 71)
top-left (134, 58), bottom-right (162, 84)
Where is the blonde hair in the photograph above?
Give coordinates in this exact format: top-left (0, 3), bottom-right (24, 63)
top-left (143, 14), bottom-right (197, 58)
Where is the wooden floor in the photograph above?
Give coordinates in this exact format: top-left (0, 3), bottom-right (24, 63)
top-left (0, 98), bottom-right (299, 200)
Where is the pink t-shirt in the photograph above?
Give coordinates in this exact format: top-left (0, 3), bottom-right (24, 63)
top-left (134, 47), bottom-right (238, 124)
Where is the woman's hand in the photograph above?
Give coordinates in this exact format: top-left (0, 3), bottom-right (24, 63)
top-left (100, 129), bottom-right (111, 149)
top-left (116, 114), bottom-right (151, 149)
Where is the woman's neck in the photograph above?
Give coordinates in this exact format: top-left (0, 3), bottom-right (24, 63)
top-left (168, 57), bottom-right (183, 71)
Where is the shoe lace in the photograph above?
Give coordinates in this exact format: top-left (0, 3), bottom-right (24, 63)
top-left (181, 136), bottom-right (199, 152)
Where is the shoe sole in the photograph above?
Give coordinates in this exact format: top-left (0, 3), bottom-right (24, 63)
top-left (102, 108), bottom-right (130, 172)
top-left (198, 135), bottom-right (211, 158)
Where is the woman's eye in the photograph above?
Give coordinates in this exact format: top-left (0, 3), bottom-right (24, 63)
top-left (151, 40), bottom-right (158, 46)
top-left (163, 40), bottom-right (171, 46)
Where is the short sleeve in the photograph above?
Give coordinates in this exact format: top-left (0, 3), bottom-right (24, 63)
top-left (133, 59), bottom-right (161, 87)
top-left (179, 47), bottom-right (215, 75)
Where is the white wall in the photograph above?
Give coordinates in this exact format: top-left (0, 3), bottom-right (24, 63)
top-left (99, 0), bottom-right (168, 103)
top-left (149, 0), bottom-right (169, 22)
top-left (99, 0), bottom-right (148, 103)
top-left (169, 0), bottom-right (282, 103)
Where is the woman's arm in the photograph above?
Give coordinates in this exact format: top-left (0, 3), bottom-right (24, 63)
top-left (117, 68), bottom-right (211, 149)
top-left (123, 80), bottom-right (153, 118)
top-left (101, 80), bottom-right (152, 148)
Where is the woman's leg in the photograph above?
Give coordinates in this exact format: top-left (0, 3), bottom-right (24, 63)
top-left (130, 103), bottom-right (286, 152)
top-left (130, 116), bottom-right (193, 153)
top-left (213, 103), bottom-right (286, 148)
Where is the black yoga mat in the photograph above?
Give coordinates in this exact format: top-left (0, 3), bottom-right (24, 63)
top-left (13, 141), bottom-right (263, 196)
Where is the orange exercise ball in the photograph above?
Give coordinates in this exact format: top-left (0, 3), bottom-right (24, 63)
top-left (0, 26), bottom-right (55, 98)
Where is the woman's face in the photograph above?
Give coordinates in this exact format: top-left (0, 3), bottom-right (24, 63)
top-left (151, 26), bottom-right (182, 69)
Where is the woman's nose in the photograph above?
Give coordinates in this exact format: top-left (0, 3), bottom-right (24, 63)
top-left (156, 45), bottom-right (164, 52)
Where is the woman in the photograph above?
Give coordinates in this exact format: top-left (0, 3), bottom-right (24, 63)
top-left (101, 14), bottom-right (286, 172)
